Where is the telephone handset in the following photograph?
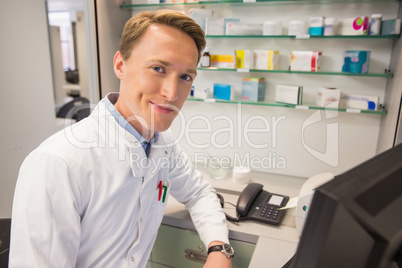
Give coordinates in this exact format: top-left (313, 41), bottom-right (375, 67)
top-left (236, 183), bottom-right (289, 226)
top-left (236, 183), bottom-right (263, 217)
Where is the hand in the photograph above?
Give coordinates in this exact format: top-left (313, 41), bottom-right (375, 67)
top-left (203, 252), bottom-right (232, 268)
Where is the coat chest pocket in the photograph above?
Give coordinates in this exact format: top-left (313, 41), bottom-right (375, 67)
top-left (152, 179), bottom-right (171, 210)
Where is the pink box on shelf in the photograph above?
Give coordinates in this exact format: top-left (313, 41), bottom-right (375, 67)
top-left (290, 51), bottom-right (322, 72)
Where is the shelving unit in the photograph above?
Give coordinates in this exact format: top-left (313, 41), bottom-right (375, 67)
top-left (120, 0), bottom-right (399, 115)
top-left (197, 67), bottom-right (393, 77)
top-left (104, 0), bottom-right (402, 180)
top-left (186, 97), bottom-right (387, 114)
top-left (204, 34), bottom-right (400, 39)
top-left (121, 0), bottom-right (400, 9)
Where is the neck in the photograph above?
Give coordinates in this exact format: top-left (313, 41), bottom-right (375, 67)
top-left (114, 98), bottom-right (154, 141)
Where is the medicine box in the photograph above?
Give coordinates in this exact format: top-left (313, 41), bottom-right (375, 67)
top-left (316, 87), bottom-right (341, 108)
top-left (381, 19), bottom-right (401, 35)
top-left (340, 94), bottom-right (379, 110)
top-left (309, 17), bottom-right (325, 36)
top-left (288, 20), bottom-right (308, 35)
top-left (338, 17), bottom-right (369, 35)
top-left (205, 18), bottom-right (224, 35)
top-left (263, 21), bottom-right (282, 35)
top-left (192, 85), bottom-right (209, 99)
top-left (254, 50), bottom-right (279, 70)
top-left (188, 8), bottom-right (213, 31)
top-left (213, 83), bottom-right (235, 101)
top-left (324, 18), bottom-right (337, 36)
top-left (276, 84), bottom-right (303, 105)
top-left (342, 50), bottom-right (371, 74)
top-left (225, 22), bottom-right (263, 35)
top-left (223, 18), bottom-right (240, 35)
top-left (241, 77), bottom-right (266, 102)
top-left (210, 55), bottom-right (235, 68)
top-left (235, 50), bottom-right (254, 69)
top-left (290, 51), bottom-right (322, 72)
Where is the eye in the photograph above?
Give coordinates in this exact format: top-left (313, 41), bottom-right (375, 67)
top-left (152, 66), bottom-right (164, 73)
top-left (180, 74), bottom-right (192, 81)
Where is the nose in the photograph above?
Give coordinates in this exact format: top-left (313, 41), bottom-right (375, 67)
top-left (161, 77), bottom-right (179, 102)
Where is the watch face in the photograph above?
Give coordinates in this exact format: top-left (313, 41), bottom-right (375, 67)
top-left (223, 243), bottom-right (234, 257)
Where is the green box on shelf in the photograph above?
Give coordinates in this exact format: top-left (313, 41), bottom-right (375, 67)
top-left (241, 77), bottom-right (266, 102)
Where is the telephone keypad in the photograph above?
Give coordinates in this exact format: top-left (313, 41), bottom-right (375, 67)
top-left (250, 193), bottom-right (288, 226)
top-left (260, 205), bottom-right (280, 219)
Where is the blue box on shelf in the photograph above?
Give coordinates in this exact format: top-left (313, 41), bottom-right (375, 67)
top-left (342, 50), bottom-right (371, 74)
top-left (213, 83), bottom-right (234, 101)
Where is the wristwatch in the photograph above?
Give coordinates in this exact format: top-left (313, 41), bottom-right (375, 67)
top-left (207, 243), bottom-right (235, 258)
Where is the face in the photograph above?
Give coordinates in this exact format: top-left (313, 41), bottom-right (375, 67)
top-left (114, 23), bottom-right (198, 139)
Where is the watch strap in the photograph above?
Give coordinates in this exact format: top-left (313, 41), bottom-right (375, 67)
top-left (208, 245), bottom-right (224, 255)
top-left (207, 243), bottom-right (234, 258)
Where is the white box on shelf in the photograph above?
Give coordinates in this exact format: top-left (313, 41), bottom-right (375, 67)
top-left (338, 17), bottom-right (369, 35)
top-left (290, 51), bottom-right (322, 72)
top-left (188, 8), bottom-right (213, 31)
top-left (288, 20), bottom-right (308, 35)
top-left (276, 84), bottom-right (303, 105)
top-left (225, 22), bottom-right (263, 35)
top-left (193, 85), bottom-right (210, 99)
top-left (340, 94), bottom-right (379, 110)
top-left (263, 21), bottom-right (283, 35)
top-left (316, 87), bottom-right (341, 108)
top-left (254, 50), bottom-right (279, 70)
top-left (205, 18), bottom-right (224, 35)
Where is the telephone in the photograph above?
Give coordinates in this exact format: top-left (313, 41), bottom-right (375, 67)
top-left (219, 183), bottom-right (289, 226)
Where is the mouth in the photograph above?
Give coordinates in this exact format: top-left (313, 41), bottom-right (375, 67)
top-left (150, 101), bottom-right (175, 114)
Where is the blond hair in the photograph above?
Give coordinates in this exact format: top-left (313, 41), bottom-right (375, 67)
top-left (119, 10), bottom-right (206, 63)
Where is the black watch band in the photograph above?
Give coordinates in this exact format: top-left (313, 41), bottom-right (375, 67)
top-left (207, 243), bottom-right (234, 258)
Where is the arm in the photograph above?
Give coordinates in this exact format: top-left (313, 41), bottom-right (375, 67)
top-left (9, 150), bottom-right (82, 267)
top-left (167, 145), bottom-right (231, 265)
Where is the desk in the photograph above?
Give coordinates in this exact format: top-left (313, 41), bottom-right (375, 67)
top-left (161, 168), bottom-right (306, 268)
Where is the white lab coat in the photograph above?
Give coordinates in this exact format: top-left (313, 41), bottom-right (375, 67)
top-left (9, 94), bottom-right (229, 268)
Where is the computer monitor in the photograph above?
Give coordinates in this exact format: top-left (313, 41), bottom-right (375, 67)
top-left (290, 143), bottom-right (402, 268)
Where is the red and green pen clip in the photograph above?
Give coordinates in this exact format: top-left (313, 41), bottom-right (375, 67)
top-left (158, 180), bottom-right (168, 203)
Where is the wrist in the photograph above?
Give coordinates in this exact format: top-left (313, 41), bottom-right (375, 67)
top-left (207, 242), bottom-right (234, 258)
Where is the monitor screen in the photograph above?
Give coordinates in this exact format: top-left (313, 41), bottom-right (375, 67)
top-left (289, 143), bottom-right (402, 268)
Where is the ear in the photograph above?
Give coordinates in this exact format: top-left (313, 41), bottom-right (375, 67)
top-left (113, 51), bottom-right (125, 80)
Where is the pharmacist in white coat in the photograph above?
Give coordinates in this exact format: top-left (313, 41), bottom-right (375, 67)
top-left (9, 10), bottom-right (233, 268)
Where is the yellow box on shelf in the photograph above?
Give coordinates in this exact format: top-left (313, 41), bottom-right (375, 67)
top-left (254, 50), bottom-right (279, 70)
top-left (235, 49), bottom-right (253, 69)
top-left (210, 54), bottom-right (235, 68)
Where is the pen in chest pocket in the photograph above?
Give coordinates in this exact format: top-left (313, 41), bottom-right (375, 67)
top-left (157, 180), bottom-right (169, 203)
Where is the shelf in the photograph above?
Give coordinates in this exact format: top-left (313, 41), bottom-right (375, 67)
top-left (197, 67), bottom-right (393, 77)
top-left (187, 98), bottom-right (387, 115)
top-left (121, 0), bottom-right (399, 9)
top-left (205, 34), bottom-right (400, 39)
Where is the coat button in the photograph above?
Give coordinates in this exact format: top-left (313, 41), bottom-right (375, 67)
top-left (131, 257), bottom-right (135, 262)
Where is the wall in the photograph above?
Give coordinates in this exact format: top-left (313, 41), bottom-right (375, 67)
top-left (96, 0), bottom-right (132, 97)
top-left (97, 2), bottom-right (401, 179)
top-left (0, 0), bottom-right (61, 218)
top-left (164, 2), bottom-right (399, 178)
top-left (76, 11), bottom-right (90, 100)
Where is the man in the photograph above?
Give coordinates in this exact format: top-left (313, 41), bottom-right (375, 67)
top-left (9, 10), bottom-right (233, 267)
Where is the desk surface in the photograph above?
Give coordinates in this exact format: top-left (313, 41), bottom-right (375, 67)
top-left (163, 168), bottom-right (306, 268)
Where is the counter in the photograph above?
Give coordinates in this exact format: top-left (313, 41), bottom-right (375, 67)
top-left (161, 168), bottom-right (306, 268)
